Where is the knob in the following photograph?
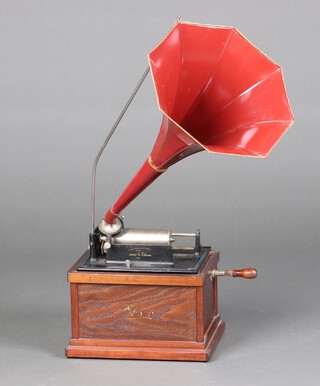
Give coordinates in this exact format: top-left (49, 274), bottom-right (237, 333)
top-left (231, 268), bottom-right (257, 279)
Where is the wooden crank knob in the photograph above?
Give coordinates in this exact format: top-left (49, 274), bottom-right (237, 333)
top-left (231, 268), bottom-right (257, 279)
top-left (209, 268), bottom-right (257, 279)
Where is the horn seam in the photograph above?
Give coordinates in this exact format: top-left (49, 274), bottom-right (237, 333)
top-left (180, 28), bottom-right (235, 129)
top-left (148, 156), bottom-right (168, 173)
top-left (195, 67), bottom-right (282, 139)
top-left (110, 207), bottom-right (120, 217)
top-left (214, 67), bottom-right (282, 117)
top-left (210, 119), bottom-right (293, 139)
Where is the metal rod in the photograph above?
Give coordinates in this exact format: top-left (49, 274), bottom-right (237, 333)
top-left (171, 232), bottom-right (198, 237)
top-left (91, 66), bottom-right (150, 233)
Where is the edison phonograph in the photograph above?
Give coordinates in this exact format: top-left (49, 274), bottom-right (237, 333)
top-left (65, 19), bottom-right (293, 361)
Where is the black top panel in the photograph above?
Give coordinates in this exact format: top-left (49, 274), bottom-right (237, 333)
top-left (78, 247), bottom-right (210, 274)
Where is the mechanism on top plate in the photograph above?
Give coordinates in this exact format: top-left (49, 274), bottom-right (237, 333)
top-left (79, 217), bottom-right (210, 273)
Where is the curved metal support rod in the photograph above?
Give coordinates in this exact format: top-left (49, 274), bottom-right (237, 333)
top-left (91, 66), bottom-right (150, 233)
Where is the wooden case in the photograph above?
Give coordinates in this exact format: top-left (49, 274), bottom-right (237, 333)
top-left (65, 250), bottom-right (225, 361)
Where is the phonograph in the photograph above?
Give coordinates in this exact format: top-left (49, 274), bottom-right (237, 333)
top-left (65, 20), bottom-right (294, 361)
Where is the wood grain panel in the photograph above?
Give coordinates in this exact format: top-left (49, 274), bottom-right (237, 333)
top-left (78, 284), bottom-right (197, 341)
top-left (203, 273), bottom-right (215, 333)
top-left (70, 284), bottom-right (79, 339)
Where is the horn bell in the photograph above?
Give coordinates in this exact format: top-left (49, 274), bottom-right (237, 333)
top-left (104, 21), bottom-right (294, 224)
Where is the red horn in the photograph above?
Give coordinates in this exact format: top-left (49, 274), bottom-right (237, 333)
top-left (104, 21), bottom-right (293, 224)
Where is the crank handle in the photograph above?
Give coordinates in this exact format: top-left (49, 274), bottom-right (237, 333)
top-left (209, 268), bottom-right (257, 280)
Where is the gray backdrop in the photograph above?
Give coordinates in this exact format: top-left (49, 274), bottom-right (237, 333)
top-left (1, 0), bottom-right (319, 385)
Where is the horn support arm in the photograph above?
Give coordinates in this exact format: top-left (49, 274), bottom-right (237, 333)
top-left (91, 67), bottom-right (150, 233)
